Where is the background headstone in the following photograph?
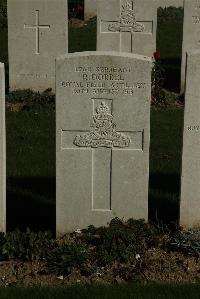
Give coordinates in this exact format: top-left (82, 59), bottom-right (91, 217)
top-left (181, 0), bottom-right (200, 93)
top-left (97, 0), bottom-right (157, 57)
top-left (180, 50), bottom-right (200, 228)
top-left (84, 0), bottom-right (97, 20)
top-left (7, 0), bottom-right (68, 92)
top-left (0, 63), bottom-right (6, 232)
top-left (56, 51), bottom-right (151, 234)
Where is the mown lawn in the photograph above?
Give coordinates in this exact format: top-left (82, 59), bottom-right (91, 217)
top-left (6, 108), bottom-right (55, 232)
top-left (0, 283), bottom-right (200, 299)
top-left (68, 17), bottom-right (96, 53)
top-left (5, 107), bottom-right (183, 231)
top-left (68, 8), bottom-right (184, 92)
top-left (0, 28), bottom-right (7, 64)
top-left (0, 6), bottom-right (195, 297)
top-left (149, 108), bottom-right (183, 224)
top-left (156, 8), bottom-right (183, 92)
top-left (0, 8), bottom-right (184, 230)
top-left (1, 7), bottom-right (184, 91)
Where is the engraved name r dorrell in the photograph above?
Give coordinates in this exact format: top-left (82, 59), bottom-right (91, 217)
top-left (74, 102), bottom-right (131, 148)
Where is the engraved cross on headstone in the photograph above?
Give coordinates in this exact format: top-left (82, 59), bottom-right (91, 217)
top-left (61, 99), bottom-right (143, 211)
top-left (24, 10), bottom-right (50, 54)
top-left (100, 0), bottom-right (153, 52)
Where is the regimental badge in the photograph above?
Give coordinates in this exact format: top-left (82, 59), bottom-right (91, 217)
top-left (74, 102), bottom-right (131, 148)
top-left (108, 0), bottom-right (145, 33)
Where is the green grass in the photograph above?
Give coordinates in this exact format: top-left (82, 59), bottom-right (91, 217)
top-left (5, 107), bottom-right (183, 231)
top-left (0, 7), bottom-right (185, 230)
top-left (70, 9), bottom-right (184, 92)
top-left (157, 23), bottom-right (183, 60)
top-left (150, 109), bottom-right (183, 174)
top-left (0, 9), bottom-right (183, 60)
top-left (0, 283), bottom-right (200, 299)
top-left (6, 109), bottom-right (55, 178)
top-left (149, 108), bottom-right (184, 224)
top-left (6, 108), bottom-right (55, 232)
top-left (1, 8), bottom-right (184, 90)
top-left (156, 8), bottom-right (183, 92)
top-left (68, 17), bottom-right (97, 53)
top-left (0, 28), bottom-right (7, 63)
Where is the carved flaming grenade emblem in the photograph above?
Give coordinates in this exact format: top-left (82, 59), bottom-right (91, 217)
top-left (74, 102), bottom-right (131, 148)
top-left (108, 0), bottom-right (145, 33)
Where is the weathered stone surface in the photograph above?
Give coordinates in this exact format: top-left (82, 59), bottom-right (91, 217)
top-left (85, 0), bottom-right (178, 20)
top-left (180, 50), bottom-right (200, 228)
top-left (0, 63), bottom-right (6, 232)
top-left (181, 0), bottom-right (200, 93)
top-left (154, 0), bottom-right (183, 8)
top-left (56, 51), bottom-right (151, 234)
top-left (7, 0), bottom-right (68, 92)
top-left (84, 0), bottom-right (97, 20)
top-left (97, 0), bottom-right (157, 57)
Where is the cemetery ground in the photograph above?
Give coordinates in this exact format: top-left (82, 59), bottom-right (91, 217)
top-left (1, 5), bottom-right (200, 296)
top-left (1, 91), bottom-right (190, 287)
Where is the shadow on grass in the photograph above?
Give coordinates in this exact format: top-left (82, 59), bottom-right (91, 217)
top-left (68, 17), bottom-right (96, 53)
top-left (0, 28), bottom-right (9, 91)
top-left (6, 173), bottom-right (181, 232)
top-left (6, 177), bottom-right (55, 235)
top-left (149, 173), bottom-right (180, 226)
top-left (161, 58), bottom-right (181, 93)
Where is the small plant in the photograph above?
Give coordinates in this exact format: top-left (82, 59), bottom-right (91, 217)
top-left (79, 218), bottom-right (150, 267)
top-left (1, 229), bottom-right (54, 261)
top-left (151, 52), bottom-right (166, 106)
top-left (167, 229), bottom-right (200, 258)
top-left (0, 219), bottom-right (177, 281)
top-left (44, 242), bottom-right (89, 275)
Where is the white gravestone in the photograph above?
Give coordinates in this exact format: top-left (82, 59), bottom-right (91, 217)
top-left (56, 51), bottom-right (151, 234)
top-left (84, 0), bottom-right (97, 20)
top-left (180, 50), bottom-right (200, 228)
top-left (0, 63), bottom-right (6, 232)
top-left (97, 0), bottom-right (156, 57)
top-left (181, 0), bottom-right (200, 93)
top-left (7, 0), bottom-right (68, 92)
top-left (85, 0), bottom-right (184, 21)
